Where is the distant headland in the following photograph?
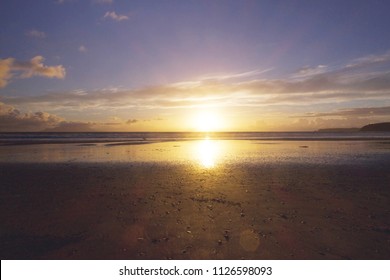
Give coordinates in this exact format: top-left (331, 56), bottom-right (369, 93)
top-left (360, 122), bottom-right (390, 132)
top-left (317, 122), bottom-right (390, 132)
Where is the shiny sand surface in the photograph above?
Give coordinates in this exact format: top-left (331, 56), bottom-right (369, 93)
top-left (1, 139), bottom-right (389, 165)
top-left (0, 140), bottom-right (389, 259)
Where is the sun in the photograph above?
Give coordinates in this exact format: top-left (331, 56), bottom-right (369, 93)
top-left (193, 111), bottom-right (223, 132)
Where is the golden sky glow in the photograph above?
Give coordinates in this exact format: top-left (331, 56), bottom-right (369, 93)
top-left (192, 111), bottom-right (226, 132)
top-left (1, 1), bottom-right (390, 132)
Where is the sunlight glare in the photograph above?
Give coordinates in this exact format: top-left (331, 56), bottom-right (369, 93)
top-left (194, 111), bottom-right (223, 132)
top-left (196, 138), bottom-right (220, 168)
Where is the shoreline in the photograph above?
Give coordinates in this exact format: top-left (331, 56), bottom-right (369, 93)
top-left (1, 131), bottom-right (390, 146)
top-left (2, 137), bottom-right (390, 146)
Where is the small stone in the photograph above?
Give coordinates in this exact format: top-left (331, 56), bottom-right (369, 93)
top-left (279, 214), bottom-right (288, 219)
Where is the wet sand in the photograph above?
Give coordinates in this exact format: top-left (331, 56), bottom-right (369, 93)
top-left (1, 155), bottom-right (390, 259)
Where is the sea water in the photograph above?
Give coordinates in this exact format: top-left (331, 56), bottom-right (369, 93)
top-left (1, 131), bottom-right (390, 144)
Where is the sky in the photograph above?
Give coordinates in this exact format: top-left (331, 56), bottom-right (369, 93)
top-left (1, 0), bottom-right (390, 132)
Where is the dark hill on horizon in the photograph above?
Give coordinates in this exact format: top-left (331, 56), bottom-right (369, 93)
top-left (360, 122), bottom-right (390, 132)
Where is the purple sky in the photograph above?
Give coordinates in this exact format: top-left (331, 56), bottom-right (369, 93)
top-left (1, 0), bottom-right (390, 131)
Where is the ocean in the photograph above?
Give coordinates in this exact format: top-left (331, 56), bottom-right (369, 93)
top-left (1, 131), bottom-right (390, 144)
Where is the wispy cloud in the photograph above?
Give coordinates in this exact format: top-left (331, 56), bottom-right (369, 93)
top-left (291, 65), bottom-right (328, 78)
top-left (2, 51), bottom-right (390, 131)
top-left (93, 0), bottom-right (113, 4)
top-left (55, 0), bottom-right (74, 4)
top-left (25, 29), bottom-right (46, 39)
top-left (103, 11), bottom-right (129, 21)
top-left (346, 51), bottom-right (390, 68)
top-left (3, 52), bottom-right (390, 109)
top-left (300, 106), bottom-right (390, 118)
top-left (197, 69), bottom-right (274, 81)
top-left (0, 56), bottom-right (65, 88)
top-left (44, 121), bottom-right (96, 132)
top-left (78, 45), bottom-right (87, 53)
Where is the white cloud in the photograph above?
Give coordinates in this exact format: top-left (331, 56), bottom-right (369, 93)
top-left (103, 11), bottom-right (129, 21)
top-left (0, 56), bottom-right (66, 88)
top-left (346, 51), bottom-right (390, 68)
top-left (0, 101), bottom-right (148, 132)
top-left (78, 45), bottom-right (87, 52)
top-left (198, 69), bottom-right (273, 81)
top-left (300, 106), bottom-right (390, 118)
top-left (26, 29), bottom-right (46, 39)
top-left (291, 65), bottom-right (328, 78)
top-left (0, 58), bottom-right (14, 88)
top-left (13, 56), bottom-right (65, 79)
top-left (2, 51), bottom-right (390, 131)
top-left (93, 0), bottom-right (113, 4)
top-left (0, 102), bottom-right (64, 131)
top-left (3, 54), bottom-right (390, 110)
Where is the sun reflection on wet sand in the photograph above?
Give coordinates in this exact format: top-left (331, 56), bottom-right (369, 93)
top-left (194, 138), bottom-right (222, 168)
top-left (1, 140), bottom-right (390, 167)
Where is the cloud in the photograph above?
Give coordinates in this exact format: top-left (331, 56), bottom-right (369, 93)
top-left (300, 106), bottom-right (390, 118)
top-left (198, 69), bottom-right (274, 81)
top-left (93, 0), bottom-right (113, 4)
top-left (7, 49), bottom-right (390, 109)
top-left (0, 101), bottom-right (162, 132)
top-left (2, 51), bottom-right (390, 131)
top-left (0, 58), bottom-right (14, 88)
top-left (13, 56), bottom-right (66, 79)
top-left (78, 45), bottom-right (87, 52)
top-left (44, 121), bottom-right (96, 132)
top-left (127, 119), bottom-right (138, 124)
top-left (0, 101), bottom-right (115, 132)
top-left (0, 56), bottom-right (65, 88)
top-left (103, 11), bottom-right (129, 21)
top-left (4, 51), bottom-right (390, 109)
top-left (292, 65), bottom-right (328, 78)
top-left (285, 105), bottom-right (390, 131)
top-left (0, 102), bottom-right (63, 131)
top-left (290, 117), bottom-right (367, 130)
top-left (26, 29), bottom-right (46, 39)
top-left (55, 0), bottom-right (75, 4)
top-left (345, 51), bottom-right (390, 69)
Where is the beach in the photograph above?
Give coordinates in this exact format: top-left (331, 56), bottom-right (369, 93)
top-left (1, 139), bottom-right (390, 259)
